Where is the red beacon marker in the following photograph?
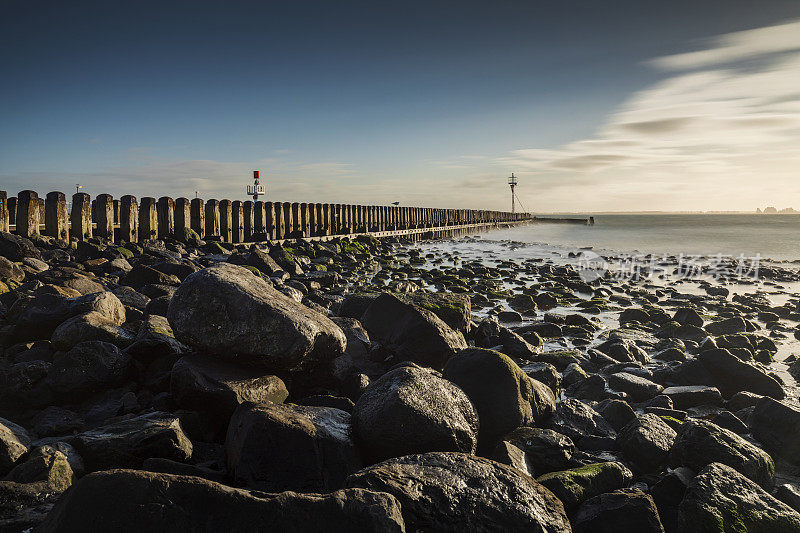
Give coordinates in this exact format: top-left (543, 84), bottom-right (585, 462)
top-left (247, 171), bottom-right (265, 200)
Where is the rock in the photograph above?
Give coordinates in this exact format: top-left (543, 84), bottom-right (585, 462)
top-left (167, 263), bottom-right (346, 370)
top-left (352, 365), bottom-right (478, 463)
top-left (500, 427), bottom-right (574, 476)
top-left (360, 293), bottom-right (466, 370)
top-left (677, 462), bottom-right (800, 533)
top-left (44, 341), bottom-right (131, 399)
top-left (0, 231), bottom-right (42, 261)
top-left (547, 399), bottom-right (617, 443)
top-left (40, 469), bottom-right (405, 532)
top-left (10, 291), bottom-right (125, 341)
top-left (0, 417), bottom-right (31, 475)
top-left (673, 307), bottom-right (703, 328)
top-left (127, 314), bottom-right (188, 361)
top-left (346, 451), bottom-right (571, 532)
top-left (710, 411), bottom-right (749, 434)
top-left (443, 348), bottom-right (555, 451)
top-left (124, 264), bottom-right (181, 290)
top-left (71, 411), bottom-right (192, 472)
top-left (750, 397), bottom-right (800, 465)
top-left (619, 308), bottom-right (650, 325)
top-left (697, 348), bottom-right (784, 399)
top-left (398, 292), bottom-right (471, 333)
top-left (650, 467), bottom-right (694, 533)
top-left (31, 407), bottom-right (84, 437)
top-left (596, 399), bottom-right (636, 432)
top-left (670, 419), bottom-right (774, 488)
top-left (5, 446), bottom-right (74, 490)
top-left (705, 316), bottom-right (748, 335)
top-left (661, 386), bottom-right (723, 409)
top-left (573, 489), bottom-right (665, 533)
top-left (50, 311), bottom-right (134, 351)
top-left (536, 462), bottom-right (634, 511)
top-left (776, 484), bottom-right (800, 513)
top-left (616, 414), bottom-right (676, 474)
top-left (607, 372), bottom-right (663, 402)
top-left (226, 402), bottom-right (361, 492)
top-left (0, 256), bottom-right (24, 282)
top-left (522, 361), bottom-right (561, 393)
top-left (596, 339), bottom-right (648, 364)
top-left (171, 354), bottom-right (288, 437)
top-left (0, 480), bottom-right (62, 532)
top-left (246, 246), bottom-right (282, 276)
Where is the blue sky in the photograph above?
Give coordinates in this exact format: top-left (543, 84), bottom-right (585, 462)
top-left (2, 1), bottom-right (800, 211)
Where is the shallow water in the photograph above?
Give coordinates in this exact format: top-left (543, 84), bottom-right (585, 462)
top-left (487, 214), bottom-right (800, 261)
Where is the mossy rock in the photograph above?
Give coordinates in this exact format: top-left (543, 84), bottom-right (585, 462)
top-left (115, 246), bottom-right (134, 260)
top-left (537, 462), bottom-right (633, 511)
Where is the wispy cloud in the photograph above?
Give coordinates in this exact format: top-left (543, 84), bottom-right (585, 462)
top-left (503, 19), bottom-right (800, 211)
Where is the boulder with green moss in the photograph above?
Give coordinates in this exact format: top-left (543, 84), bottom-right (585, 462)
top-left (536, 461), bottom-right (633, 511)
top-left (677, 462), bottom-right (800, 533)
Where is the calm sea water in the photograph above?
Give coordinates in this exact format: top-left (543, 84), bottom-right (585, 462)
top-left (481, 214), bottom-right (800, 261)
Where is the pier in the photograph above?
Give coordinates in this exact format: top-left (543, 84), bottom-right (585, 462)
top-left (0, 189), bottom-right (538, 244)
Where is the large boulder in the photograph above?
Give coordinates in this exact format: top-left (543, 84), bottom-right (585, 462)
top-left (171, 355), bottom-right (288, 437)
top-left (44, 341), bottom-right (131, 399)
top-left (9, 291), bottom-right (125, 341)
top-left (40, 469), bottom-right (405, 533)
top-left (0, 231), bottom-right (41, 261)
top-left (226, 402), bottom-right (361, 492)
top-left (70, 411), bottom-right (192, 472)
top-left (536, 462), bottom-right (633, 512)
top-left (677, 462), bottom-right (800, 532)
top-left (616, 414), bottom-right (676, 474)
top-left (346, 452), bottom-right (571, 532)
top-left (360, 293), bottom-right (466, 370)
top-left (443, 348), bottom-right (555, 451)
top-left (750, 397), bottom-right (800, 465)
top-left (697, 348), bottom-right (784, 399)
top-left (670, 419), bottom-right (774, 489)
top-left (573, 489), bottom-right (665, 533)
top-left (50, 311), bottom-right (134, 351)
top-left (499, 427), bottom-right (574, 476)
top-left (167, 263), bottom-right (346, 370)
top-left (352, 365), bottom-right (478, 463)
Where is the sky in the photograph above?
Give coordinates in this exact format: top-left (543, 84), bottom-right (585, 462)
top-left (2, 0), bottom-right (800, 212)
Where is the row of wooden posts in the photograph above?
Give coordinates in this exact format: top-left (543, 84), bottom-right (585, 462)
top-left (0, 190), bottom-right (531, 244)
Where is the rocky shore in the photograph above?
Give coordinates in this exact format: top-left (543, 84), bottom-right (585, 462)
top-left (2, 228), bottom-right (800, 531)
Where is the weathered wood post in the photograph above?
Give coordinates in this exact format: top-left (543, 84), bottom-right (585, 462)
top-left (219, 200), bottom-right (233, 243)
top-left (120, 196), bottom-right (138, 243)
top-left (307, 203), bottom-right (317, 236)
top-left (282, 202), bottom-right (293, 239)
top-left (113, 200), bottom-right (120, 224)
top-left (242, 200), bottom-right (254, 241)
top-left (45, 191), bottom-right (68, 240)
top-left (0, 191), bottom-right (8, 233)
top-left (190, 198), bottom-right (205, 237)
top-left (7, 197), bottom-right (17, 227)
top-left (290, 202), bottom-right (301, 237)
top-left (70, 192), bottom-right (92, 240)
top-left (231, 201), bottom-right (244, 243)
top-left (95, 194), bottom-right (114, 241)
top-left (139, 197), bottom-right (158, 241)
top-left (175, 198), bottom-right (190, 240)
top-left (205, 199), bottom-right (221, 239)
top-left (271, 201), bottom-right (282, 239)
top-left (300, 202), bottom-right (311, 237)
top-left (264, 201), bottom-right (276, 240)
top-left (320, 204), bottom-right (331, 235)
top-left (157, 197), bottom-right (175, 239)
top-left (16, 191), bottom-right (40, 237)
top-left (254, 201), bottom-right (265, 236)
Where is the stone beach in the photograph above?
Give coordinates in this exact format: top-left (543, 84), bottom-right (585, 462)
top-left (2, 226), bottom-right (800, 532)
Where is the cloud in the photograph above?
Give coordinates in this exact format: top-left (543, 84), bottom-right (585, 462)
top-left (505, 18), bottom-right (800, 211)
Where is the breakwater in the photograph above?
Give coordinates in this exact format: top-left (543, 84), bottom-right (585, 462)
top-left (0, 189), bottom-right (533, 243)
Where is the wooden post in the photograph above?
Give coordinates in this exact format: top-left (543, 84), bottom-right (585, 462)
top-left (7, 197), bottom-right (16, 226)
top-left (290, 202), bottom-right (300, 238)
top-left (219, 200), bottom-right (233, 243)
top-left (120, 195), bottom-right (138, 243)
top-left (157, 197), bottom-right (175, 239)
top-left (95, 194), bottom-right (114, 241)
top-left (175, 198), bottom-right (190, 240)
top-left (231, 200), bottom-right (244, 243)
top-left (0, 191), bottom-right (8, 233)
top-left (242, 200), bottom-right (254, 241)
top-left (300, 202), bottom-right (310, 237)
top-left (16, 191), bottom-right (40, 237)
top-left (282, 202), bottom-right (292, 239)
top-left (139, 197), bottom-right (158, 241)
top-left (264, 201), bottom-right (276, 240)
top-left (190, 198), bottom-right (205, 237)
top-left (113, 200), bottom-right (120, 224)
top-left (70, 192), bottom-right (92, 240)
top-left (205, 199), bottom-right (220, 239)
top-left (45, 191), bottom-right (68, 240)
top-left (254, 201), bottom-right (265, 235)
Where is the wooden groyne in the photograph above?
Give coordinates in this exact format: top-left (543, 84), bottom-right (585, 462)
top-left (0, 189), bottom-right (533, 244)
